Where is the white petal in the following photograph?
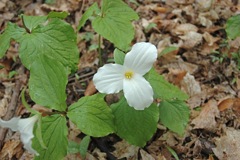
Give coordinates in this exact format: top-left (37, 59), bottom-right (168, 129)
top-left (0, 117), bottom-right (21, 131)
top-left (18, 115), bottom-right (39, 155)
top-left (123, 74), bottom-right (154, 110)
top-left (93, 64), bottom-right (125, 94)
top-left (124, 42), bottom-right (157, 75)
top-left (0, 115), bottom-right (39, 155)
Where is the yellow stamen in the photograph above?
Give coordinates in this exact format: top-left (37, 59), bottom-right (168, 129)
top-left (124, 71), bottom-right (134, 79)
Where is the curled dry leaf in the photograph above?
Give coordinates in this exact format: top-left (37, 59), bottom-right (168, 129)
top-left (212, 128), bottom-right (240, 160)
top-left (191, 99), bottom-right (220, 132)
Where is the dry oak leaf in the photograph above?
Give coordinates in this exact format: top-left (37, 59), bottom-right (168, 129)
top-left (112, 140), bottom-right (139, 159)
top-left (191, 99), bottom-right (220, 132)
top-left (212, 128), bottom-right (240, 160)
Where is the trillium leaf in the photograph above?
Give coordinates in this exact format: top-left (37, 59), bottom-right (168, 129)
top-left (111, 97), bottom-right (159, 147)
top-left (145, 68), bottom-right (189, 100)
top-left (0, 22), bottom-right (25, 58)
top-left (159, 100), bottom-right (190, 135)
top-left (19, 18), bottom-right (79, 70)
top-left (92, 0), bottom-right (139, 51)
top-left (226, 15), bottom-right (240, 39)
top-left (22, 15), bottom-right (47, 32)
top-left (29, 55), bottom-right (68, 111)
top-left (48, 11), bottom-right (69, 19)
top-left (114, 48), bottom-right (125, 65)
top-left (77, 2), bottom-right (100, 30)
top-left (79, 136), bottom-right (91, 158)
top-left (33, 114), bottom-right (68, 160)
top-left (67, 93), bottom-right (115, 137)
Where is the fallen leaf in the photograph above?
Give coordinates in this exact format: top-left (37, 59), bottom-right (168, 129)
top-left (212, 128), bottom-right (240, 160)
top-left (203, 32), bottom-right (220, 46)
top-left (84, 80), bottom-right (97, 96)
top-left (140, 149), bottom-right (155, 160)
top-left (192, 99), bottom-right (220, 132)
top-left (112, 140), bottom-right (139, 160)
top-left (180, 31), bottom-right (203, 49)
top-left (174, 24), bottom-right (198, 35)
top-left (180, 72), bottom-right (201, 96)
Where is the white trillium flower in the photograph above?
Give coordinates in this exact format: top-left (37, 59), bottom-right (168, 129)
top-left (93, 42), bottom-right (157, 110)
top-left (0, 115), bottom-right (39, 155)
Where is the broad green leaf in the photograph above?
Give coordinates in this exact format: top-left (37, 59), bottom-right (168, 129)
top-left (33, 114), bottom-right (68, 160)
top-left (114, 48), bottom-right (125, 65)
top-left (19, 18), bottom-right (79, 70)
top-left (67, 94), bottom-right (115, 137)
top-left (48, 11), bottom-right (69, 19)
top-left (68, 141), bottom-right (80, 154)
top-left (0, 22), bottom-right (25, 58)
top-left (67, 136), bottom-right (90, 158)
top-left (111, 97), bottom-right (159, 147)
top-left (145, 68), bottom-right (188, 100)
top-left (159, 100), bottom-right (189, 135)
top-left (29, 55), bottom-right (68, 111)
top-left (159, 46), bottom-right (178, 56)
top-left (78, 2), bottom-right (100, 30)
top-left (92, 0), bottom-right (139, 51)
top-left (79, 136), bottom-right (91, 158)
top-left (226, 15), bottom-right (240, 39)
top-left (22, 15), bottom-right (47, 32)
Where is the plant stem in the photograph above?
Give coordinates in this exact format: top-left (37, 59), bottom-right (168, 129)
top-left (98, 34), bottom-right (103, 66)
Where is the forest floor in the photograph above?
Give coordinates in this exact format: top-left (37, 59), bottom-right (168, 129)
top-left (0, 0), bottom-right (240, 160)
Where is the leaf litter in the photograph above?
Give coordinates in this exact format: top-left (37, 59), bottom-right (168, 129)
top-left (0, 0), bottom-right (240, 159)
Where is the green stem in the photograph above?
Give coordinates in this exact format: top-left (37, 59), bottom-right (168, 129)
top-left (98, 34), bottom-right (103, 66)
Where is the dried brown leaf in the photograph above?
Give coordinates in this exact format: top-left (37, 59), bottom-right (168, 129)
top-left (212, 128), bottom-right (240, 160)
top-left (84, 80), bottom-right (97, 96)
top-left (192, 99), bottom-right (220, 131)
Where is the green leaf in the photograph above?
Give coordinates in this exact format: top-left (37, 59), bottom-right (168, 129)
top-left (19, 18), bottom-right (79, 70)
top-left (48, 11), bottom-right (69, 19)
top-left (114, 48), bottom-right (125, 65)
top-left (159, 100), bottom-right (190, 135)
top-left (145, 68), bottom-right (188, 100)
top-left (111, 97), bottom-right (159, 147)
top-left (29, 55), bottom-right (68, 111)
top-left (79, 136), bottom-right (91, 158)
top-left (67, 93), bottom-right (115, 137)
top-left (166, 146), bottom-right (180, 160)
top-left (159, 46), bottom-right (178, 56)
top-left (0, 22), bottom-right (25, 58)
top-left (226, 15), bottom-right (240, 39)
top-left (22, 15), bottom-right (48, 32)
top-left (78, 2), bottom-right (100, 30)
top-left (92, 0), bottom-right (139, 51)
top-left (33, 114), bottom-right (68, 160)
top-left (68, 141), bottom-right (80, 154)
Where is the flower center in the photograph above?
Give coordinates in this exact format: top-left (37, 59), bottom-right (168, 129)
top-left (124, 71), bottom-right (134, 79)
